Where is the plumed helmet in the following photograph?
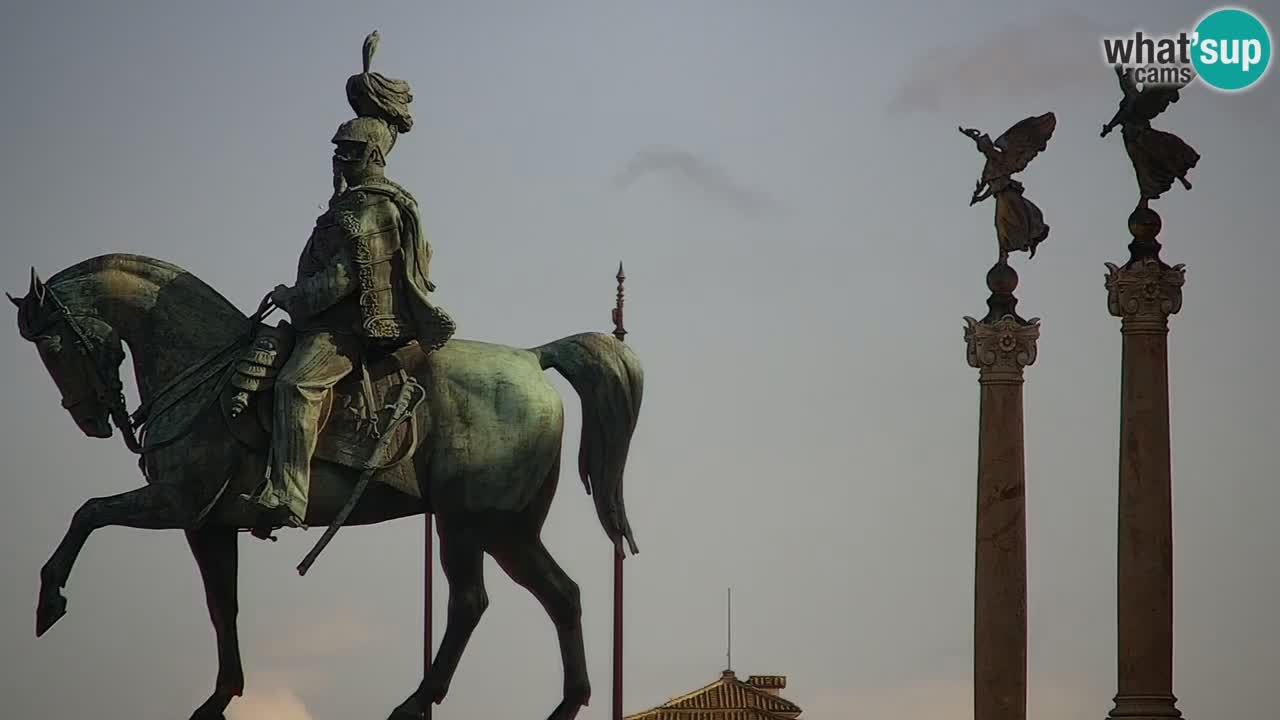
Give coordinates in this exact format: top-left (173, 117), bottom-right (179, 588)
top-left (333, 31), bottom-right (413, 157)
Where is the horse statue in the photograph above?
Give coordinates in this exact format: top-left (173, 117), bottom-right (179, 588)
top-left (9, 253), bottom-right (643, 720)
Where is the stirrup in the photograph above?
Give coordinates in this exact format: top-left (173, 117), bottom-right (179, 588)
top-left (250, 526), bottom-right (280, 542)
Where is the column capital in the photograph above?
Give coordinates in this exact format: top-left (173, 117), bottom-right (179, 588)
top-left (1105, 258), bottom-right (1186, 333)
top-left (964, 315), bottom-right (1041, 384)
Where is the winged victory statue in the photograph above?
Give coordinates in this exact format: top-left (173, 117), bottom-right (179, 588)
top-left (1101, 65), bottom-right (1200, 209)
top-left (959, 112), bottom-right (1057, 263)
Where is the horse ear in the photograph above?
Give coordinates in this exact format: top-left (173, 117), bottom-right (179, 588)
top-left (29, 268), bottom-right (45, 305)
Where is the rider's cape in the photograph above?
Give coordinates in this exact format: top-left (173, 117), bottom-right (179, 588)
top-left (357, 179), bottom-right (455, 353)
top-left (293, 178), bottom-right (455, 354)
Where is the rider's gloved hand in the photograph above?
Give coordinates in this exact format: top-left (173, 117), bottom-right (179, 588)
top-left (270, 284), bottom-right (295, 313)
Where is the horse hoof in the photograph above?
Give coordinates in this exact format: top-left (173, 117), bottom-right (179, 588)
top-left (35, 589), bottom-right (67, 637)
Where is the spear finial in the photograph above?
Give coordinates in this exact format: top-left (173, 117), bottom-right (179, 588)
top-left (611, 262), bottom-right (627, 343)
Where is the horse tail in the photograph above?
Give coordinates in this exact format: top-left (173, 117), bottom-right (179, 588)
top-left (531, 332), bottom-right (643, 556)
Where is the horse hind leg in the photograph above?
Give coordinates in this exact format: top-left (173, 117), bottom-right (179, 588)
top-left (388, 517), bottom-right (488, 720)
top-left (185, 525), bottom-right (244, 720)
top-left (491, 535), bottom-right (589, 720)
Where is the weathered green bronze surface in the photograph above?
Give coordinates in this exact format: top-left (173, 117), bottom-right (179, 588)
top-left (11, 30), bottom-right (643, 720)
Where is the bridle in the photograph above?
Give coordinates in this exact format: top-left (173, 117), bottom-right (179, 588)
top-left (19, 283), bottom-right (144, 454)
top-left (19, 282), bottom-right (277, 468)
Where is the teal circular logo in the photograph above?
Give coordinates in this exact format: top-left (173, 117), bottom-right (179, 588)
top-left (1191, 8), bottom-right (1271, 91)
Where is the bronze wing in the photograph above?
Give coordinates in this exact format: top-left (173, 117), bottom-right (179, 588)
top-left (985, 112), bottom-right (1056, 181)
top-left (1115, 66), bottom-right (1184, 123)
top-left (1115, 65), bottom-right (1139, 99)
top-left (1131, 83), bottom-right (1183, 123)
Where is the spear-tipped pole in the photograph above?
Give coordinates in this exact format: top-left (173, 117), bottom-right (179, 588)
top-left (612, 262), bottom-right (627, 342)
top-left (423, 411), bottom-right (434, 719)
top-left (424, 511), bottom-right (433, 719)
top-left (612, 261), bottom-right (626, 720)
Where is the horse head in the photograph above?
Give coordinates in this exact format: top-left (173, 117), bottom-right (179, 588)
top-left (11, 268), bottom-right (126, 439)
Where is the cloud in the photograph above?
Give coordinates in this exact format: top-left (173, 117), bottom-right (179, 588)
top-left (613, 146), bottom-right (778, 218)
top-left (262, 607), bottom-right (390, 661)
top-left (888, 11), bottom-right (1108, 114)
top-left (227, 687), bottom-right (313, 720)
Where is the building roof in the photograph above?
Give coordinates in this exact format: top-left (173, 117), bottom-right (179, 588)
top-left (625, 670), bottom-right (802, 720)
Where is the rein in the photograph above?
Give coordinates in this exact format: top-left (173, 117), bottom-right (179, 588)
top-left (33, 285), bottom-right (277, 468)
top-left (33, 286), bottom-right (146, 454)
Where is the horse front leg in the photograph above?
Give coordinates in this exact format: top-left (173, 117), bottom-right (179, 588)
top-left (37, 483), bottom-right (194, 636)
top-left (186, 525), bottom-right (243, 720)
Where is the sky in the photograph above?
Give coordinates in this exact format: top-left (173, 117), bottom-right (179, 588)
top-left (1, 1), bottom-right (1278, 719)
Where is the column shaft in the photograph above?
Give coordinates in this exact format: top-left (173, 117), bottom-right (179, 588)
top-left (966, 301), bottom-right (1039, 720)
top-left (975, 376), bottom-right (1028, 720)
top-left (1104, 226), bottom-right (1185, 719)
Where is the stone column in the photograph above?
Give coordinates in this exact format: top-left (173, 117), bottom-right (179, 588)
top-left (965, 260), bottom-right (1040, 720)
top-left (1104, 208), bottom-right (1185, 720)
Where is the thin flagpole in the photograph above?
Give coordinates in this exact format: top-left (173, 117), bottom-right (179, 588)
top-left (612, 262), bottom-right (627, 720)
top-left (425, 512), bottom-right (433, 719)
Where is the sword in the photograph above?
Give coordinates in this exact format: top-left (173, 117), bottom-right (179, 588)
top-left (296, 376), bottom-right (425, 576)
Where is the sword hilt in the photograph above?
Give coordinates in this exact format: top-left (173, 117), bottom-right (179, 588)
top-left (384, 377), bottom-right (423, 421)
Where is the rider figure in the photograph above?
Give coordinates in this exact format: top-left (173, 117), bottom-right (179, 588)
top-left (250, 32), bottom-right (455, 527)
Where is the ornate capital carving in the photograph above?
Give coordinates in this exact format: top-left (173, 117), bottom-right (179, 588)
top-left (964, 315), bottom-right (1040, 383)
top-left (1105, 258), bottom-right (1186, 332)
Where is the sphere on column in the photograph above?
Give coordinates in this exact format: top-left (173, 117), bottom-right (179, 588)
top-left (986, 261), bottom-right (1019, 295)
top-left (1128, 207), bottom-right (1162, 243)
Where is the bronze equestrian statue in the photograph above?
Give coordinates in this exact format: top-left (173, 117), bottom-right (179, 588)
top-left (10, 32), bottom-right (642, 720)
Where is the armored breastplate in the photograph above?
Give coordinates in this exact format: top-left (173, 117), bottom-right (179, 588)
top-left (334, 188), bottom-right (409, 340)
top-left (289, 209), bottom-right (357, 332)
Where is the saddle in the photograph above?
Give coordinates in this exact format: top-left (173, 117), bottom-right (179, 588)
top-left (220, 321), bottom-right (428, 470)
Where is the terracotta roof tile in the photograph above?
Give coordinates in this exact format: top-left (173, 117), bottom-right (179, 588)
top-left (624, 671), bottom-right (802, 720)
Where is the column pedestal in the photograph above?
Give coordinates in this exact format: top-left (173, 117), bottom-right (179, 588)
top-left (965, 261), bottom-right (1040, 720)
top-left (1103, 208), bottom-right (1185, 720)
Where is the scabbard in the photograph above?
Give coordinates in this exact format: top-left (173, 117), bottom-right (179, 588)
top-left (296, 380), bottom-right (422, 576)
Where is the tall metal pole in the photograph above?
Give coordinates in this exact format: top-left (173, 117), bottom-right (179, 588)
top-left (726, 587), bottom-right (732, 672)
top-left (611, 262), bottom-right (627, 720)
top-left (425, 511), bottom-right (433, 720)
